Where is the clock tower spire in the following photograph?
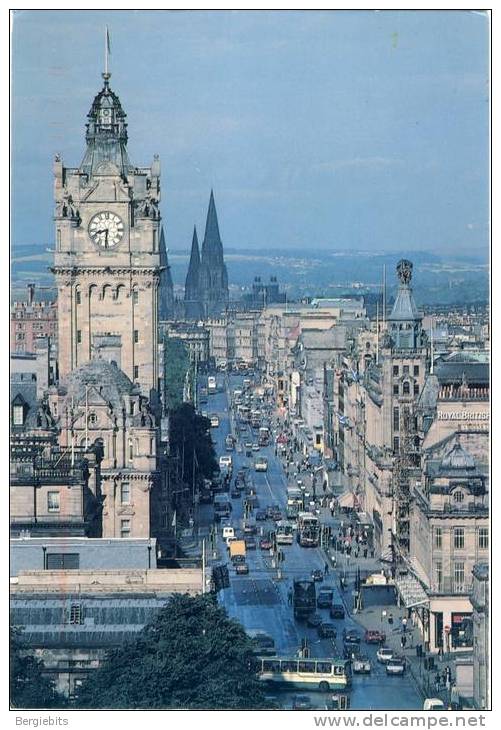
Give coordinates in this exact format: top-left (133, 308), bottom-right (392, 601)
top-left (52, 70), bottom-right (161, 400)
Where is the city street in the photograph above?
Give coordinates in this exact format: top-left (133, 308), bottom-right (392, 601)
top-left (200, 372), bottom-right (423, 710)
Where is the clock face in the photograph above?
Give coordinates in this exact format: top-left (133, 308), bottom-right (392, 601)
top-left (88, 212), bottom-right (124, 249)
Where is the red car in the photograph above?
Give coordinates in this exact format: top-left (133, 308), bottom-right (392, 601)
top-left (260, 538), bottom-right (273, 550)
top-left (364, 629), bottom-right (386, 644)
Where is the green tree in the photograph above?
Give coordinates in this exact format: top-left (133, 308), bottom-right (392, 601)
top-left (163, 337), bottom-right (191, 409)
top-left (10, 627), bottom-right (66, 709)
top-left (75, 594), bottom-right (274, 709)
top-left (170, 403), bottom-right (218, 482)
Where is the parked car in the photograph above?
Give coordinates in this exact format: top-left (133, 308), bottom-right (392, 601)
top-left (245, 537), bottom-right (257, 550)
top-left (311, 569), bottom-right (324, 582)
top-left (244, 522), bottom-right (257, 536)
top-left (342, 628), bottom-right (361, 644)
top-left (255, 509), bottom-right (268, 521)
top-left (306, 613), bottom-right (323, 628)
top-left (352, 655), bottom-right (371, 675)
top-left (235, 562), bottom-right (249, 575)
top-left (317, 622), bottom-right (337, 639)
top-left (230, 488), bottom-right (240, 499)
top-left (386, 656), bottom-right (406, 675)
top-left (376, 646), bottom-right (394, 664)
top-left (365, 629), bottom-right (386, 644)
top-left (252, 443), bottom-right (260, 452)
top-left (330, 604), bottom-right (346, 620)
top-left (260, 538), bottom-right (273, 550)
top-left (266, 505), bottom-right (280, 518)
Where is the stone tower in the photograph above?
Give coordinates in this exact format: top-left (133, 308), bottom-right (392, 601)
top-left (184, 226), bottom-right (202, 320)
top-left (198, 191), bottom-right (229, 318)
top-left (52, 70), bottom-right (161, 399)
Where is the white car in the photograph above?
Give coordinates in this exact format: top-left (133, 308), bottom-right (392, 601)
top-left (210, 415), bottom-right (220, 428)
top-left (423, 699), bottom-right (445, 711)
top-left (376, 646), bottom-right (394, 664)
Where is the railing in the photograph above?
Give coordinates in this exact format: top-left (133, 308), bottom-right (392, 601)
top-left (429, 580), bottom-right (473, 595)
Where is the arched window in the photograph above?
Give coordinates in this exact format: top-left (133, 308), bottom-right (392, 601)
top-left (453, 490), bottom-right (465, 503)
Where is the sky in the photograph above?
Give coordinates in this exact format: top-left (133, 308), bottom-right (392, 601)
top-left (11, 9), bottom-right (490, 256)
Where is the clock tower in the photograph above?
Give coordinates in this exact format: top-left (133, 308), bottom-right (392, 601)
top-left (52, 71), bottom-right (161, 400)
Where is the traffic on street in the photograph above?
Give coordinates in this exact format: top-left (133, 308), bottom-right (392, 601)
top-left (197, 370), bottom-right (423, 711)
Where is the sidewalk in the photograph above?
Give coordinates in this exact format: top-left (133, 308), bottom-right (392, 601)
top-left (353, 603), bottom-right (456, 705)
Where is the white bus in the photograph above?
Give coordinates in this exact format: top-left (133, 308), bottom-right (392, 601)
top-left (276, 520), bottom-right (294, 545)
top-left (257, 657), bottom-right (351, 692)
top-left (208, 376), bottom-right (217, 394)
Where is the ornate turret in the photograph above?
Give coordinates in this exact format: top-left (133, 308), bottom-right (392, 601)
top-left (80, 73), bottom-right (132, 178)
top-left (387, 259), bottom-right (423, 349)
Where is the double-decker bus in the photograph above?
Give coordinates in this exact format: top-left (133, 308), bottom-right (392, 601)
top-left (257, 657), bottom-right (351, 692)
top-left (213, 494), bottom-right (232, 522)
top-left (276, 520), bottom-right (294, 545)
top-left (297, 512), bottom-right (320, 547)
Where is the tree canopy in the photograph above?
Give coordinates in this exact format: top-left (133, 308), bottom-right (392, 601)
top-left (10, 627), bottom-right (66, 709)
top-left (169, 403), bottom-right (218, 482)
top-left (163, 337), bottom-right (191, 410)
top-left (75, 593), bottom-right (274, 709)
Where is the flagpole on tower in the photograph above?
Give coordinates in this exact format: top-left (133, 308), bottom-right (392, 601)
top-left (104, 26), bottom-right (111, 78)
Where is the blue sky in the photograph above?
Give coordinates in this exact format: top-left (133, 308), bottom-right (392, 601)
top-left (11, 10), bottom-right (489, 255)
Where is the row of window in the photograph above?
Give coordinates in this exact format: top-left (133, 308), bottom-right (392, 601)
top-left (75, 290), bottom-right (140, 304)
top-left (47, 483), bottom-right (134, 512)
top-left (435, 561), bottom-right (467, 587)
top-left (393, 364), bottom-right (419, 377)
top-left (76, 330), bottom-right (140, 344)
top-left (434, 526), bottom-right (488, 550)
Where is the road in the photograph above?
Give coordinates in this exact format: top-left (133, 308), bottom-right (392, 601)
top-left (199, 372), bottom-right (422, 710)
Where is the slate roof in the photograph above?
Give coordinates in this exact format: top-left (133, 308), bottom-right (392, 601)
top-left (60, 360), bottom-right (137, 410)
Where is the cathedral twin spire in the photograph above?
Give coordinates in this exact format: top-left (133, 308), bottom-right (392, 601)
top-left (184, 191), bottom-right (229, 319)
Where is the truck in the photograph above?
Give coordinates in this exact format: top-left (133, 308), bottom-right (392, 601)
top-left (293, 579), bottom-right (316, 621)
top-left (208, 375), bottom-right (217, 394)
top-left (229, 540), bottom-right (247, 562)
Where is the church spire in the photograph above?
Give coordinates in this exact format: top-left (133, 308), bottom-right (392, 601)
top-left (201, 190), bottom-right (223, 262)
top-left (159, 227), bottom-right (174, 320)
top-left (184, 227), bottom-right (202, 319)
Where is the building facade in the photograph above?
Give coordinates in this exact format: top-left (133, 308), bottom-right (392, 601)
top-left (11, 285), bottom-right (58, 354)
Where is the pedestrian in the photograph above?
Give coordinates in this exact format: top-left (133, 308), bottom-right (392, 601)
top-left (402, 617), bottom-right (408, 633)
top-left (435, 672), bottom-right (441, 693)
top-left (388, 612), bottom-right (393, 625)
top-left (370, 548), bottom-right (375, 558)
top-left (363, 548), bottom-right (368, 559)
top-left (401, 634), bottom-right (407, 649)
top-left (324, 562), bottom-right (329, 575)
top-left (381, 609), bottom-right (387, 623)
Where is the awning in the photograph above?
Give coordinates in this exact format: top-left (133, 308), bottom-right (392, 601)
top-left (338, 491), bottom-right (357, 508)
top-left (394, 573), bottom-right (429, 609)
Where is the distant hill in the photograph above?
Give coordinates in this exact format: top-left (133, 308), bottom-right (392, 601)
top-left (11, 244), bottom-right (488, 307)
